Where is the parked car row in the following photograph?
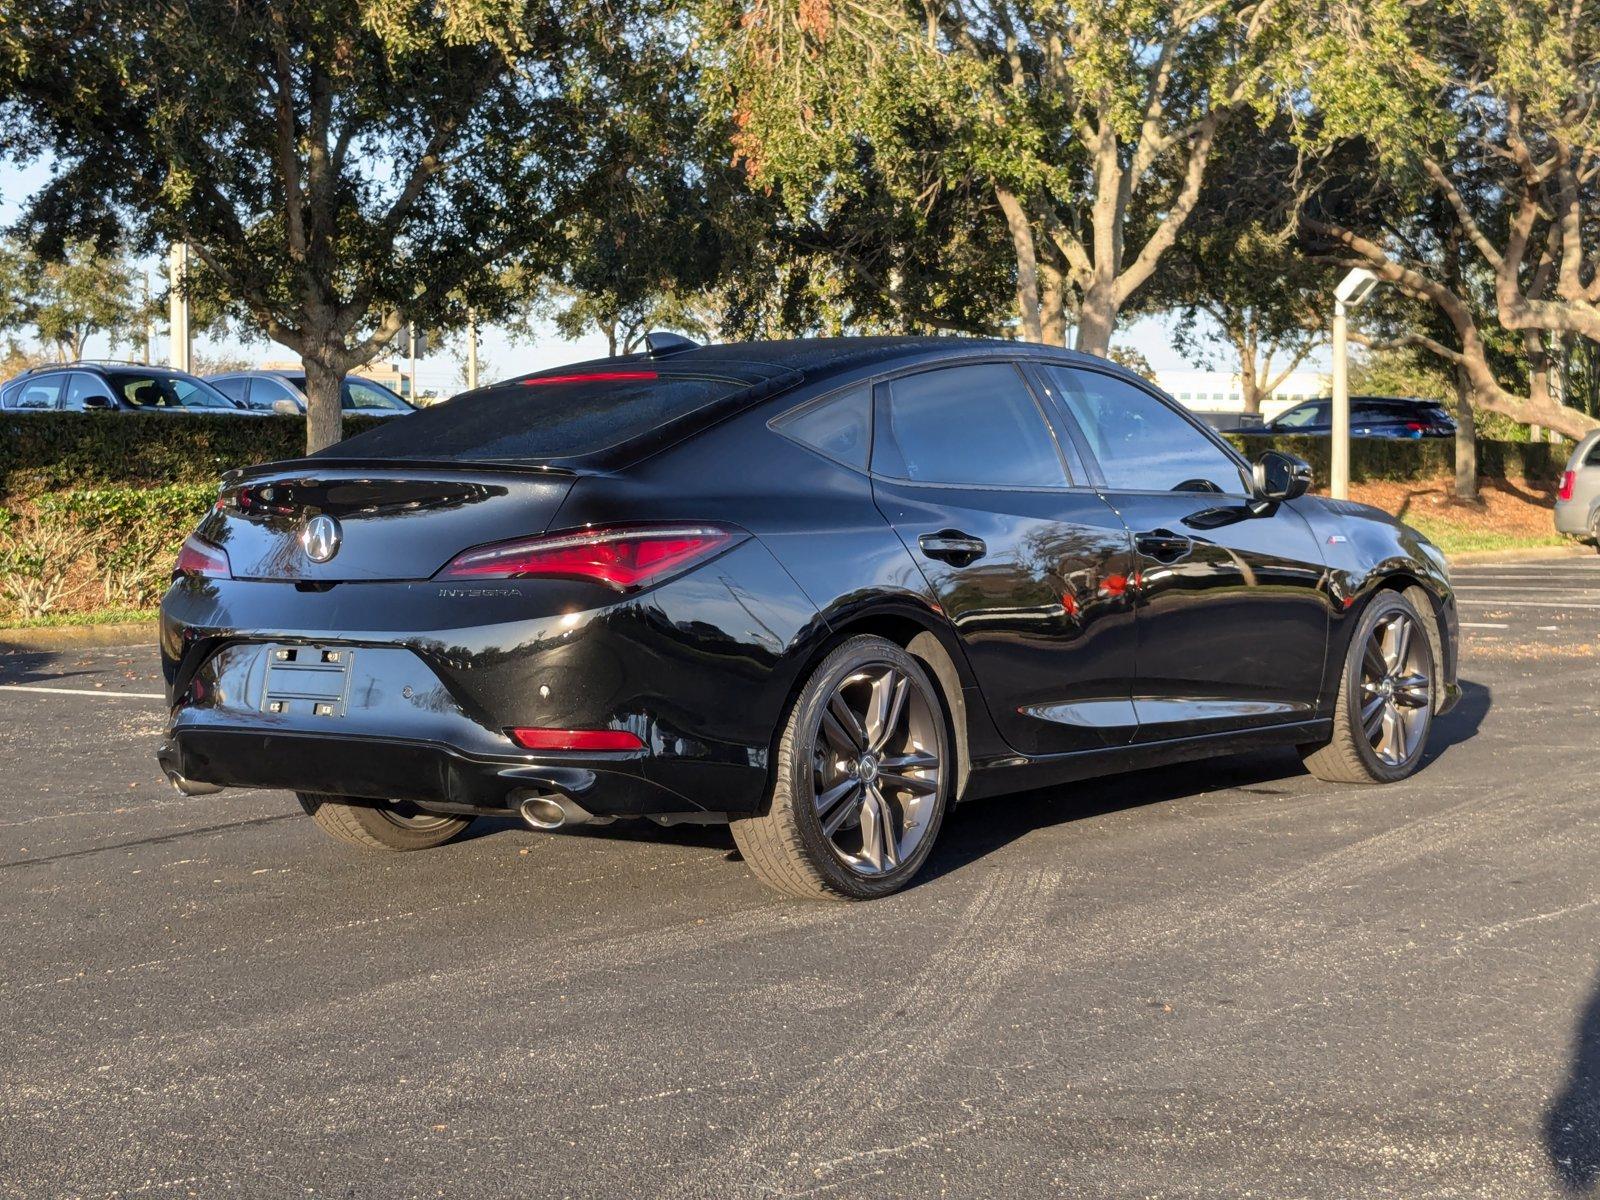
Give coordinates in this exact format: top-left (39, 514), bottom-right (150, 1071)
top-left (1255, 395), bottom-right (1458, 439)
top-left (0, 361), bottom-right (414, 418)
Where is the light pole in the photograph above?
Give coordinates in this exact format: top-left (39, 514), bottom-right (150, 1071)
top-left (1331, 267), bottom-right (1380, 500)
top-left (167, 244), bottom-right (192, 373)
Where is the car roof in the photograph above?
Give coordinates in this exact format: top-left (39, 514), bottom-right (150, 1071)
top-left (500, 335), bottom-right (1129, 389)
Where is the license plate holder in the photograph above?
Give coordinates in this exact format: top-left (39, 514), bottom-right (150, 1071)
top-left (261, 646), bottom-right (355, 718)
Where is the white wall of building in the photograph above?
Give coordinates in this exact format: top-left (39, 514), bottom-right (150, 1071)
top-left (1154, 369), bottom-right (1329, 420)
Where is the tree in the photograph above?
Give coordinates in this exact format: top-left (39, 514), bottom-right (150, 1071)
top-left (0, 0), bottom-right (691, 450)
top-left (1290, 0), bottom-right (1600, 440)
top-left (0, 236), bottom-right (142, 361)
top-left (704, 0), bottom-right (1288, 355)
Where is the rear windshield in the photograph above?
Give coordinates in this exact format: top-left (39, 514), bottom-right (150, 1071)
top-left (322, 371), bottom-right (746, 461)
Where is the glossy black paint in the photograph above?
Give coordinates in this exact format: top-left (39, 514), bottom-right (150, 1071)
top-left (159, 337), bottom-right (1460, 822)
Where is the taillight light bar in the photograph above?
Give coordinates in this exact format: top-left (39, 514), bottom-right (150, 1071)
top-left (509, 728), bottom-right (645, 752)
top-left (436, 524), bottom-right (741, 590)
top-left (174, 534), bottom-right (231, 580)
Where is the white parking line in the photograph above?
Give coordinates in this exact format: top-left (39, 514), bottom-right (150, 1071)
top-left (0, 684), bottom-right (165, 700)
top-left (1455, 600), bottom-right (1600, 609)
top-left (1453, 585), bottom-right (1600, 592)
top-left (1461, 622), bottom-right (1510, 629)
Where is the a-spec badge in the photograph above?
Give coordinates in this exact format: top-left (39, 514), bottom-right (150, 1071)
top-left (301, 513), bottom-right (342, 563)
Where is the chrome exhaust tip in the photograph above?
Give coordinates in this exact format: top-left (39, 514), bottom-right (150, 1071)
top-left (516, 791), bottom-right (607, 830)
top-left (166, 770), bottom-right (224, 797)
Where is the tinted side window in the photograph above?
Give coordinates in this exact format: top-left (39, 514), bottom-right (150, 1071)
top-left (253, 378), bottom-right (303, 408)
top-left (345, 378), bottom-right (409, 412)
top-left (63, 372), bottom-right (117, 411)
top-left (1274, 401), bottom-right (1329, 428)
top-left (1044, 367), bottom-right (1247, 495)
top-left (874, 364), bottom-right (1066, 488)
top-left (1585, 440), bottom-right (1600, 468)
top-left (10, 374), bottom-right (66, 410)
top-left (773, 385), bottom-right (871, 470)
top-left (211, 377), bottom-right (251, 405)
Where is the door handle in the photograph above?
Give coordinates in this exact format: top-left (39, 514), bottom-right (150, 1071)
top-left (1135, 528), bottom-right (1194, 561)
top-left (918, 530), bottom-right (987, 565)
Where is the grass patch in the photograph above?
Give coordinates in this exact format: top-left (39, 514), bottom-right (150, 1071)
top-left (0, 606), bottom-right (157, 630)
top-left (1347, 476), bottom-right (1573, 557)
top-left (1398, 519), bottom-right (1566, 556)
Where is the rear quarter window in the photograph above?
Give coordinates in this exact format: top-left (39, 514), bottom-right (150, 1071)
top-left (325, 372), bottom-right (747, 461)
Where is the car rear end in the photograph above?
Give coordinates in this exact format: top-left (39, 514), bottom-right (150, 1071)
top-left (1356, 399), bottom-right (1457, 438)
top-left (157, 362), bottom-right (818, 824)
top-left (1555, 430), bottom-right (1600, 541)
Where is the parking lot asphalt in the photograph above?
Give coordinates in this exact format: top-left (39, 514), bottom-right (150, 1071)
top-left (2, 556), bottom-right (1599, 1198)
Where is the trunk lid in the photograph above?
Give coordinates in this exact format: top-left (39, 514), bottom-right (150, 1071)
top-left (205, 460), bottom-right (576, 582)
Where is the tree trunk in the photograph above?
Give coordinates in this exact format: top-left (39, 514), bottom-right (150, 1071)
top-left (1074, 284), bottom-right (1116, 357)
top-left (302, 350), bottom-right (345, 454)
top-left (995, 188), bottom-right (1043, 343)
top-left (1452, 365), bottom-right (1479, 504)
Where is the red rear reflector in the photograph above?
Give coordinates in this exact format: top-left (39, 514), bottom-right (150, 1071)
top-left (520, 371), bottom-right (658, 386)
top-left (437, 525), bottom-right (737, 589)
top-left (1560, 470), bottom-right (1576, 501)
top-left (509, 728), bottom-right (644, 752)
top-left (174, 534), bottom-right (230, 579)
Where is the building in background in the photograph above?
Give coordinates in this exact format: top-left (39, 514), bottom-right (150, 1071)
top-left (1155, 369), bottom-right (1328, 421)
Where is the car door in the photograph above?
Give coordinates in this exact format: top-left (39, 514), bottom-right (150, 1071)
top-left (1033, 363), bottom-right (1331, 742)
top-left (869, 360), bottom-right (1139, 756)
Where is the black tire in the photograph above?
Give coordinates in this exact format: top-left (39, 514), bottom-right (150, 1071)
top-left (730, 635), bottom-right (952, 901)
top-left (297, 793), bottom-right (471, 851)
top-left (1301, 589), bottom-right (1437, 784)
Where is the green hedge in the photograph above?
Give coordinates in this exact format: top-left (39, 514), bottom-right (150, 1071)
top-left (0, 410), bottom-right (1565, 498)
top-left (0, 411), bottom-right (383, 498)
top-left (1225, 434), bottom-right (1565, 484)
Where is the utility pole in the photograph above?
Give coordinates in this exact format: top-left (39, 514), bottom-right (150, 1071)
top-left (167, 244), bottom-right (192, 372)
top-left (1330, 268), bottom-right (1380, 500)
top-left (142, 272), bottom-right (155, 364)
top-left (407, 323), bottom-right (417, 403)
top-left (466, 308), bottom-right (478, 391)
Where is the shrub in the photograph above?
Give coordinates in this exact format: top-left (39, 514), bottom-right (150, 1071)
top-left (39, 484), bottom-right (216, 608)
top-left (0, 411), bottom-right (384, 499)
top-left (1225, 434), bottom-right (1564, 484)
top-left (0, 506), bottom-right (83, 618)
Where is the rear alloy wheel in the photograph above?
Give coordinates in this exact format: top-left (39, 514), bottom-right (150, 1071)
top-left (297, 793), bottom-right (471, 851)
top-left (1301, 591), bottom-right (1436, 784)
top-left (731, 636), bottom-right (950, 900)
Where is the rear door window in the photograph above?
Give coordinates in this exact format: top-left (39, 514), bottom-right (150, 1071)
top-left (211, 376), bottom-right (252, 406)
top-left (344, 378), bottom-right (410, 412)
top-left (872, 363), bottom-right (1067, 488)
top-left (9, 374), bottom-right (65, 410)
top-left (1273, 400), bottom-right (1329, 429)
top-left (327, 371), bottom-right (748, 461)
top-left (63, 372), bottom-right (117, 411)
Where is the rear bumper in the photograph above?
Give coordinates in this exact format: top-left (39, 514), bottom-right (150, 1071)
top-left (157, 537), bottom-right (827, 817)
top-left (1554, 499), bottom-right (1593, 536)
top-left (156, 727), bottom-right (715, 818)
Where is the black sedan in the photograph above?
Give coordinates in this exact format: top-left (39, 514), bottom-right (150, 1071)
top-left (158, 337), bottom-right (1460, 900)
top-left (1263, 395), bottom-right (1457, 438)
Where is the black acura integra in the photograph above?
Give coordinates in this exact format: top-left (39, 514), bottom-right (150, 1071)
top-left (159, 336), bottom-right (1460, 900)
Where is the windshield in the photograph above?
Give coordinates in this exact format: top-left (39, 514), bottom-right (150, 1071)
top-left (106, 371), bottom-right (236, 410)
top-left (326, 371), bottom-right (745, 461)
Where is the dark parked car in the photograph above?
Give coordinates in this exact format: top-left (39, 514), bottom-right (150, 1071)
top-left (0, 362), bottom-right (261, 414)
top-left (1262, 395), bottom-right (1457, 438)
top-left (205, 369), bottom-right (414, 417)
top-left (159, 337), bottom-right (1460, 900)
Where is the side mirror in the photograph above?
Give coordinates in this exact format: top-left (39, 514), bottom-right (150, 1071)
top-left (1252, 450), bottom-right (1312, 504)
top-left (271, 398), bottom-right (302, 416)
top-left (82, 394), bottom-right (116, 410)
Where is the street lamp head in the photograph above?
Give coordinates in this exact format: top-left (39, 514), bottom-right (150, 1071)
top-left (1334, 267), bottom-right (1381, 307)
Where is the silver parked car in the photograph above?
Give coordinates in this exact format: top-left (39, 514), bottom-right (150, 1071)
top-left (1555, 429), bottom-right (1600, 549)
top-left (205, 369), bottom-right (415, 418)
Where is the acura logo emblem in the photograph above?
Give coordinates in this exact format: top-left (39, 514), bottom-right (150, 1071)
top-left (301, 514), bottom-right (341, 563)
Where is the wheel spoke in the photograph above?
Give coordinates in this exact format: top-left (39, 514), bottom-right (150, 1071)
top-left (868, 671), bottom-right (909, 753)
top-left (859, 787), bottom-right (898, 872)
top-left (881, 750), bottom-right (939, 773)
top-left (1381, 700), bottom-right (1406, 763)
top-left (815, 776), bottom-right (858, 819)
top-left (1361, 693), bottom-right (1386, 738)
top-left (877, 770), bottom-right (938, 796)
top-left (1385, 616), bottom-right (1412, 674)
top-left (821, 785), bottom-right (865, 838)
top-left (1393, 673), bottom-right (1431, 708)
top-left (826, 692), bottom-right (868, 753)
top-left (1363, 638), bottom-right (1388, 682)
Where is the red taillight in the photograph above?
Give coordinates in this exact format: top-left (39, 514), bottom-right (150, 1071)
top-left (436, 525), bottom-right (738, 589)
top-left (520, 370), bottom-right (658, 386)
top-left (509, 728), bottom-right (644, 752)
top-left (1560, 470), bottom-right (1576, 501)
top-left (173, 534), bottom-right (230, 579)
top-left (1405, 421), bottom-right (1426, 433)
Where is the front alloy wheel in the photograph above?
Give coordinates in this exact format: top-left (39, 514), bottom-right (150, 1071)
top-left (1301, 589), bottom-right (1437, 784)
top-left (732, 636), bottom-right (951, 900)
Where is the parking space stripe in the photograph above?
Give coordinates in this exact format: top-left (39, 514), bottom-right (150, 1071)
top-left (1461, 622), bottom-right (1510, 629)
top-left (1455, 600), bottom-right (1600, 609)
top-left (0, 685), bottom-right (164, 700)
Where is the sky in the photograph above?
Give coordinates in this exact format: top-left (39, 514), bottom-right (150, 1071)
top-left (1, 156), bottom-right (1326, 392)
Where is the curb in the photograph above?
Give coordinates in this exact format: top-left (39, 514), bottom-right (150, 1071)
top-left (0, 621), bottom-right (158, 652)
top-left (1447, 544), bottom-right (1592, 566)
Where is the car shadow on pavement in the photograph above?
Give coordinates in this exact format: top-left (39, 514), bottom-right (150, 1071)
top-left (1547, 964), bottom-right (1600, 1193)
top-left (0, 648), bottom-right (105, 685)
